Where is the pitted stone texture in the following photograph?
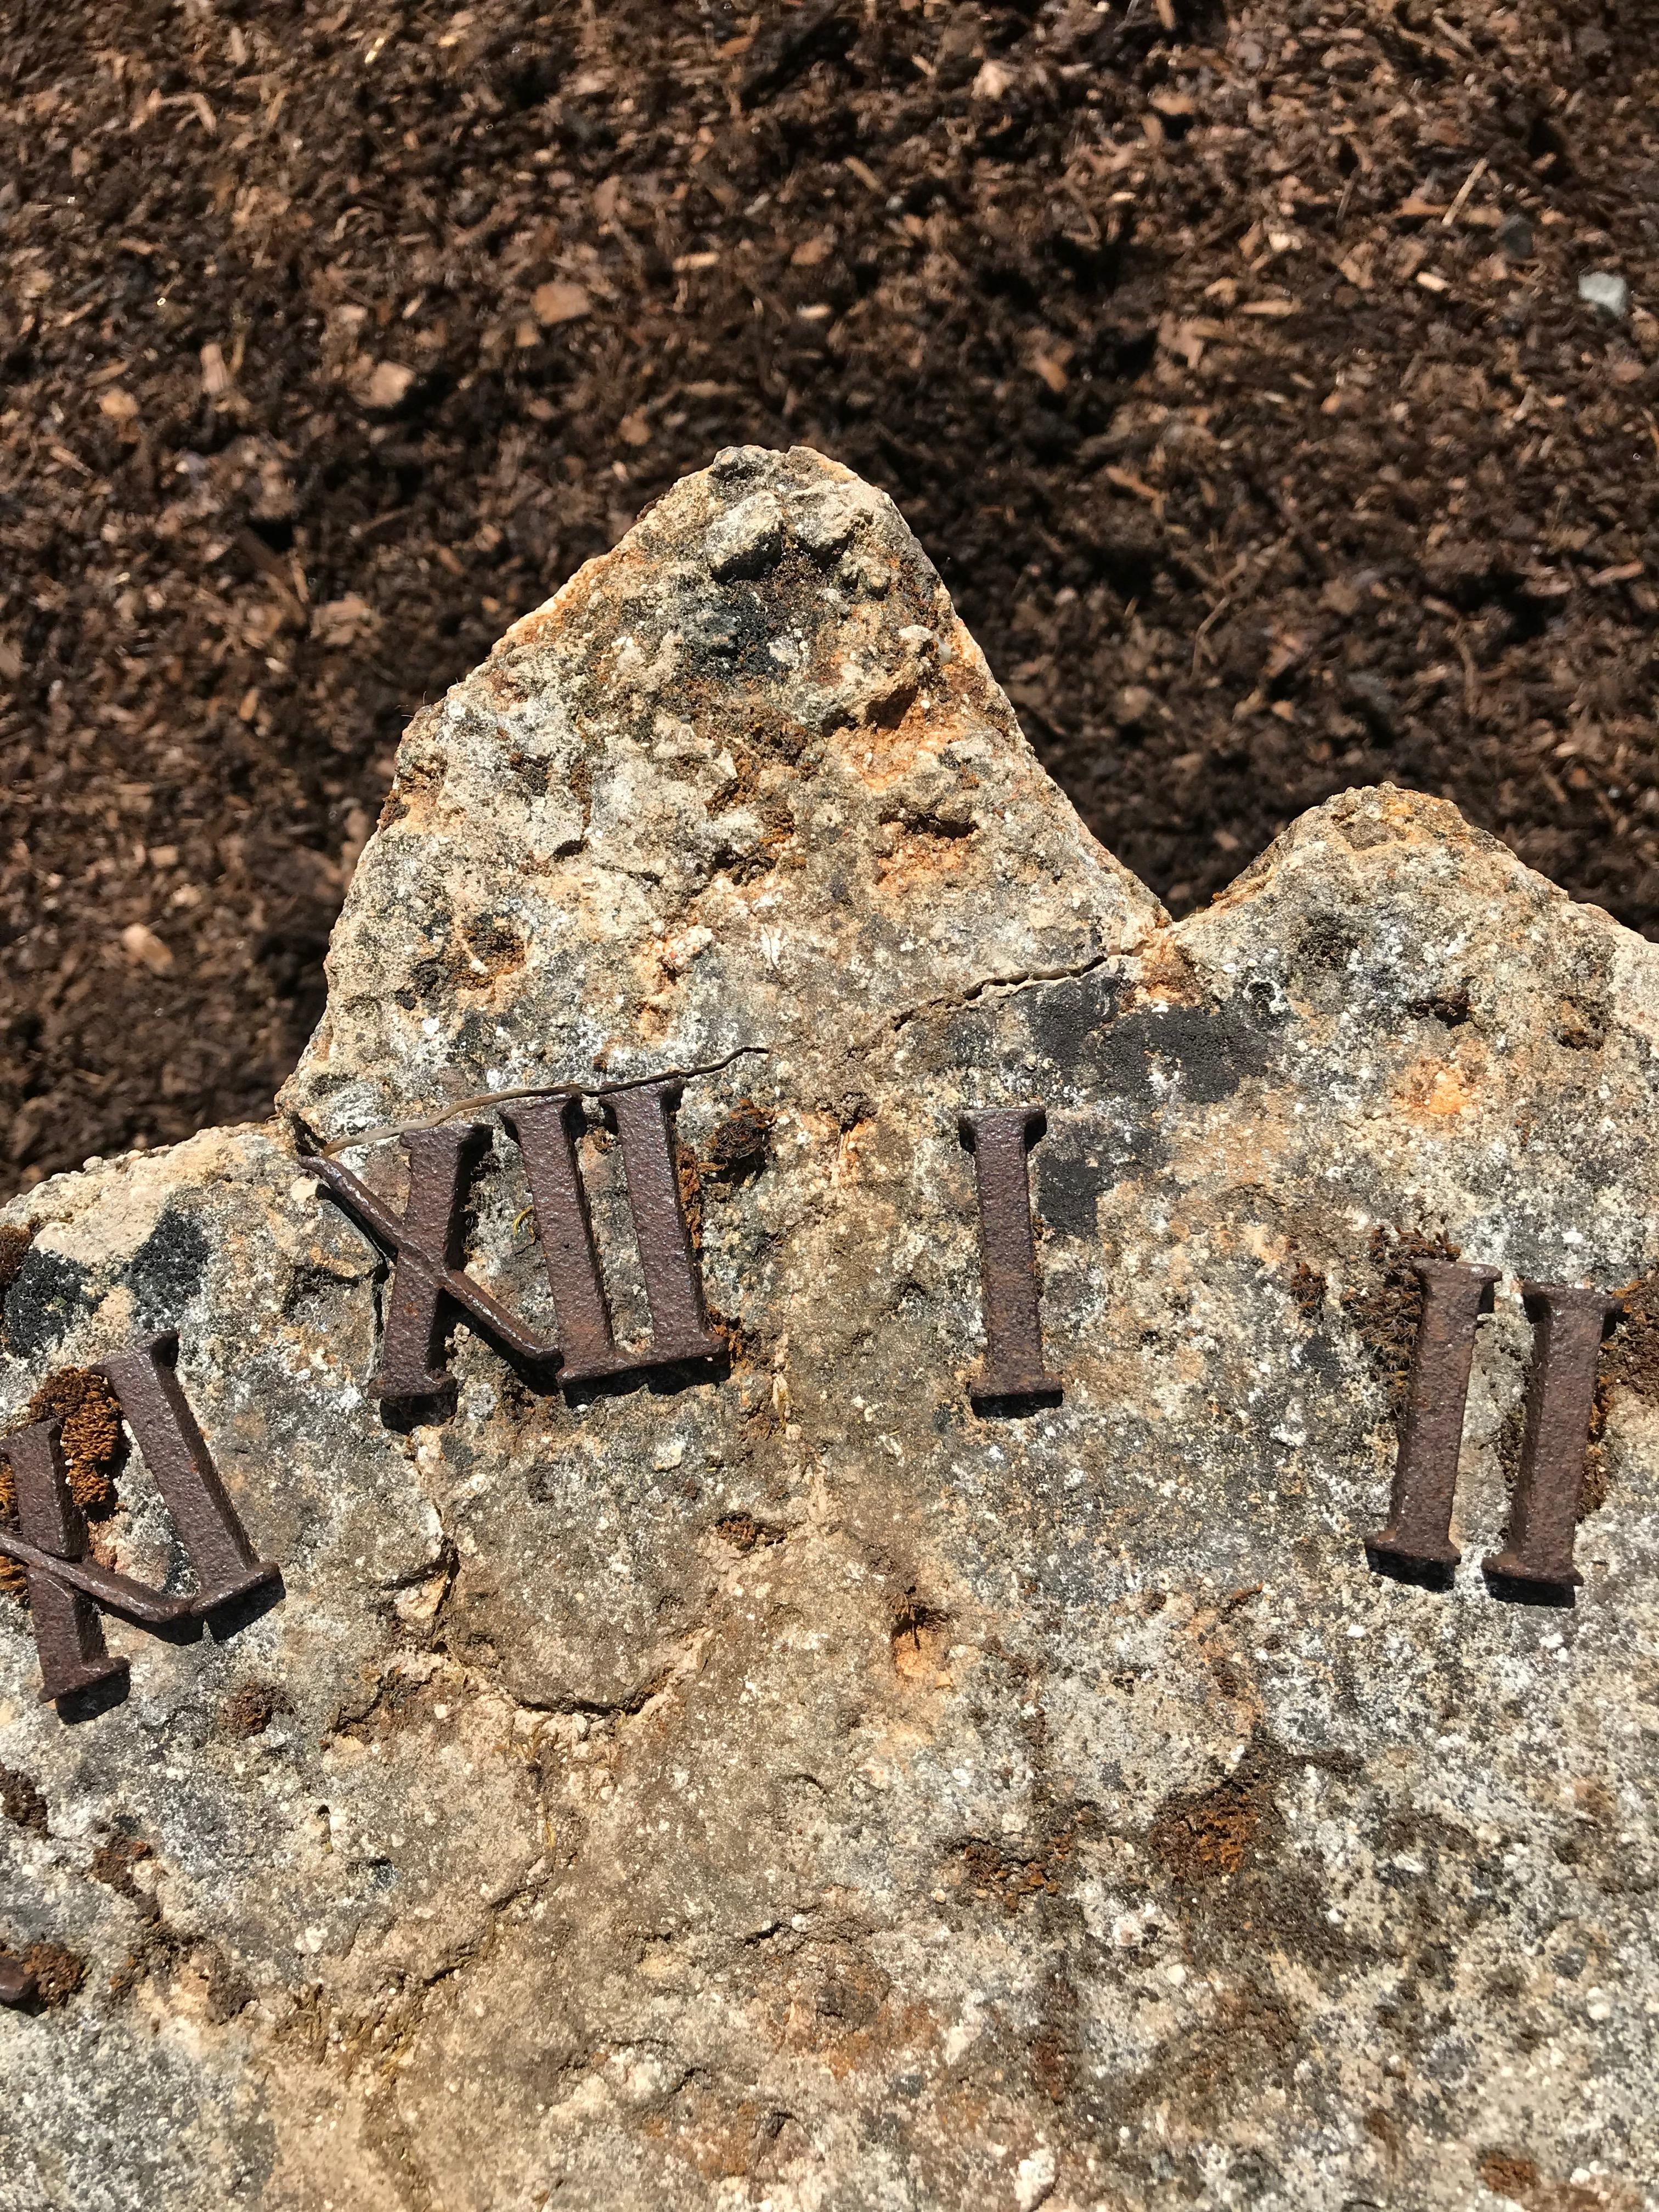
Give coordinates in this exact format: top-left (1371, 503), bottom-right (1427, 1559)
top-left (3, 456), bottom-right (1658, 2212)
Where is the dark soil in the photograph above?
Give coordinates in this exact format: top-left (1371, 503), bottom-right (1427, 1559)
top-left (3, 1), bottom-right (1657, 1195)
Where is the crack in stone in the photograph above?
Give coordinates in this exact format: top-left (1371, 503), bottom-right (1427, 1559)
top-left (889, 949), bottom-right (1117, 1032)
top-left (310, 1045), bottom-right (771, 1160)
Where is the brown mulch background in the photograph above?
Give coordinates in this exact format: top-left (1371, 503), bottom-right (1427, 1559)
top-left (3, 0), bottom-right (1656, 1196)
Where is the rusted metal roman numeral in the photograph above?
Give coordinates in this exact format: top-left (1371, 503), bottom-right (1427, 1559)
top-left (0, 1333), bottom-right (278, 1706)
top-left (307, 1076), bottom-right (723, 1416)
top-left (1486, 1283), bottom-right (1620, 1591)
top-left (1368, 1261), bottom-right (1618, 1594)
top-left (1368, 1259), bottom-right (1498, 1572)
top-left (506, 1085), bottom-right (724, 1385)
top-left (314, 1121), bottom-right (558, 1416)
top-left (960, 1105), bottom-right (1062, 1405)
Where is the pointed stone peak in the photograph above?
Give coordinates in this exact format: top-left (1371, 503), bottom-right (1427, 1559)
top-left (282, 445), bottom-right (1164, 1147)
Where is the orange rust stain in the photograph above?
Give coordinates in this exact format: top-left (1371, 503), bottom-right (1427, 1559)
top-left (1398, 1053), bottom-right (1476, 1118)
top-left (873, 822), bottom-right (975, 894)
top-left (893, 1616), bottom-right (952, 1687)
top-left (830, 678), bottom-right (979, 792)
top-left (1121, 933), bottom-right (1203, 1007)
top-left (839, 722), bottom-right (936, 792)
top-left (820, 1997), bottom-right (942, 2083)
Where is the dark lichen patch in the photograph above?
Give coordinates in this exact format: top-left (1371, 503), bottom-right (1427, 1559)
top-left (91, 1832), bottom-right (154, 1901)
top-left (962, 1808), bottom-right (1093, 1916)
top-left (92, 1838), bottom-right (198, 2002)
top-left (0, 1221), bottom-right (34, 1309)
top-left (809, 1957), bottom-right (891, 2039)
top-left (221, 1680), bottom-right (294, 1738)
top-left (24, 1367), bottom-right (125, 1514)
top-left (1410, 982), bottom-right (1471, 1028)
top-left (124, 1206), bottom-right (210, 1329)
top-left (1554, 996), bottom-right (1607, 1052)
top-left (453, 912), bottom-right (528, 989)
top-left (1029, 968), bottom-right (1120, 1073)
top-left (3, 1244), bottom-right (89, 1358)
top-left (1097, 1980), bottom-right (1306, 2158)
top-left (20, 1940), bottom-right (84, 2007)
top-left (1112, 996), bottom-right (1282, 1108)
top-left (702, 1103), bottom-right (773, 1188)
top-left (1288, 1260), bottom-right (1327, 1317)
top-left (204, 1951), bottom-right (257, 2023)
top-left (1149, 1774), bottom-right (1266, 1880)
top-left (1340, 1226), bottom-right (1462, 1414)
top-left (1290, 911), bottom-right (1361, 990)
top-left (1018, 968), bottom-right (1282, 1113)
top-left (504, 746), bottom-right (550, 798)
top-left (1035, 1144), bottom-right (1103, 1242)
top-left (0, 1762), bottom-right (48, 1835)
top-left (714, 1513), bottom-right (784, 1554)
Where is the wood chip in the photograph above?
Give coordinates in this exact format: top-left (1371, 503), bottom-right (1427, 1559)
top-left (120, 924), bottom-right (174, 975)
top-left (532, 280), bottom-right (592, 325)
top-left (361, 360), bottom-right (415, 410)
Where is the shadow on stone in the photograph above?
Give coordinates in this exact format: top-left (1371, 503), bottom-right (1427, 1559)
top-left (1363, 1544), bottom-right (1457, 1595)
top-left (563, 1349), bottom-right (732, 1410)
top-left (1482, 1565), bottom-right (1577, 1610)
top-left (202, 1571), bottom-right (287, 1642)
top-left (56, 1666), bottom-right (133, 1725)
top-left (969, 1386), bottom-right (1064, 1420)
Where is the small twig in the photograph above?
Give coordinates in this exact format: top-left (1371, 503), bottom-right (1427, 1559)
top-left (1452, 628), bottom-right (1480, 721)
top-left (1431, 9), bottom-right (1476, 57)
top-left (1192, 595), bottom-right (1231, 675)
top-left (1442, 155), bottom-right (1488, 227)
top-left (315, 1045), bottom-right (770, 1158)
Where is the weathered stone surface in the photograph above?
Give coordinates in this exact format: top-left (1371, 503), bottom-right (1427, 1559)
top-left (3, 449), bottom-right (1658, 2211)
